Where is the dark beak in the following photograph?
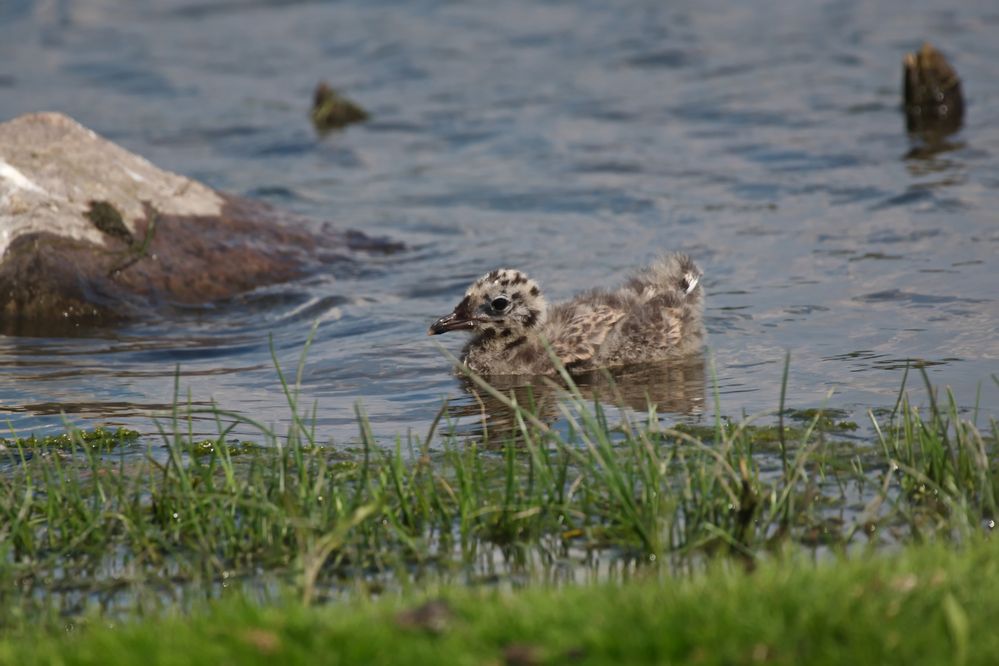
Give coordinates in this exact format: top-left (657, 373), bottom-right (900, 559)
top-left (428, 311), bottom-right (476, 335)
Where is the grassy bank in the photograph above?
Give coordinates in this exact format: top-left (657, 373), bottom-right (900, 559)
top-left (1, 344), bottom-right (997, 665)
top-left (3, 535), bottom-right (999, 665)
top-left (0, 356), bottom-right (996, 625)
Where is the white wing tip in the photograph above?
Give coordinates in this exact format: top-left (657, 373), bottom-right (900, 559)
top-left (683, 272), bottom-right (699, 295)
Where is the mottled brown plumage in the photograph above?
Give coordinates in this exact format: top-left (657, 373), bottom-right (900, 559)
top-left (428, 253), bottom-right (704, 375)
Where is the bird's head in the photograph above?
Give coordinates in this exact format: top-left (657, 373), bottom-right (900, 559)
top-left (428, 269), bottom-right (546, 339)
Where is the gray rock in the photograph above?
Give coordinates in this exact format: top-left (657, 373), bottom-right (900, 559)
top-left (0, 112), bottom-right (400, 334)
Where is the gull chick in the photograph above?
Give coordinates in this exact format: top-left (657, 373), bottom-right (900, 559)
top-left (428, 253), bottom-right (704, 375)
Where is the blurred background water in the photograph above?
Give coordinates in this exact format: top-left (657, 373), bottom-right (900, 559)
top-left (1, 0), bottom-right (997, 446)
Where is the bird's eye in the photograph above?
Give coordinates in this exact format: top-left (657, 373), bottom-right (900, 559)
top-left (491, 297), bottom-right (510, 311)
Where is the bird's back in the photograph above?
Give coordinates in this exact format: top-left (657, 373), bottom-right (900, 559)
top-left (545, 253), bottom-right (704, 370)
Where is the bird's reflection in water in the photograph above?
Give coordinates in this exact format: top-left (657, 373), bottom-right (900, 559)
top-left (443, 353), bottom-right (706, 442)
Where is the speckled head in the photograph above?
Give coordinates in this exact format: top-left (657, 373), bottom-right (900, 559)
top-left (428, 268), bottom-right (547, 338)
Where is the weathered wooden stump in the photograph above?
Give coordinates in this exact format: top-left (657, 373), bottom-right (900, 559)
top-left (903, 42), bottom-right (964, 137)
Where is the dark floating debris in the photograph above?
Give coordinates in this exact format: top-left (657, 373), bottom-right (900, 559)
top-left (902, 42), bottom-right (964, 137)
top-left (310, 82), bottom-right (369, 133)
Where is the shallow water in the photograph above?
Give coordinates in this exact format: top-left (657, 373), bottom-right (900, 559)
top-left (2, 0), bottom-right (998, 446)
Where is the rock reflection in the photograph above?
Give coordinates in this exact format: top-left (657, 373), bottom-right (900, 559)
top-left (444, 354), bottom-right (706, 441)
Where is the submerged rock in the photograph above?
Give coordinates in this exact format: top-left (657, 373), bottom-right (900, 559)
top-left (310, 82), bottom-right (369, 133)
top-left (0, 112), bottom-right (400, 334)
top-left (903, 42), bottom-right (964, 137)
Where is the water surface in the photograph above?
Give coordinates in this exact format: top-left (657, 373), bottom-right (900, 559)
top-left (2, 0), bottom-right (998, 445)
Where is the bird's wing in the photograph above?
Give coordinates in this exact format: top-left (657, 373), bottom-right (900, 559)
top-left (550, 305), bottom-right (625, 367)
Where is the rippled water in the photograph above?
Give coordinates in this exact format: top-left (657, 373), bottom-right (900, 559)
top-left (2, 0), bottom-right (998, 446)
